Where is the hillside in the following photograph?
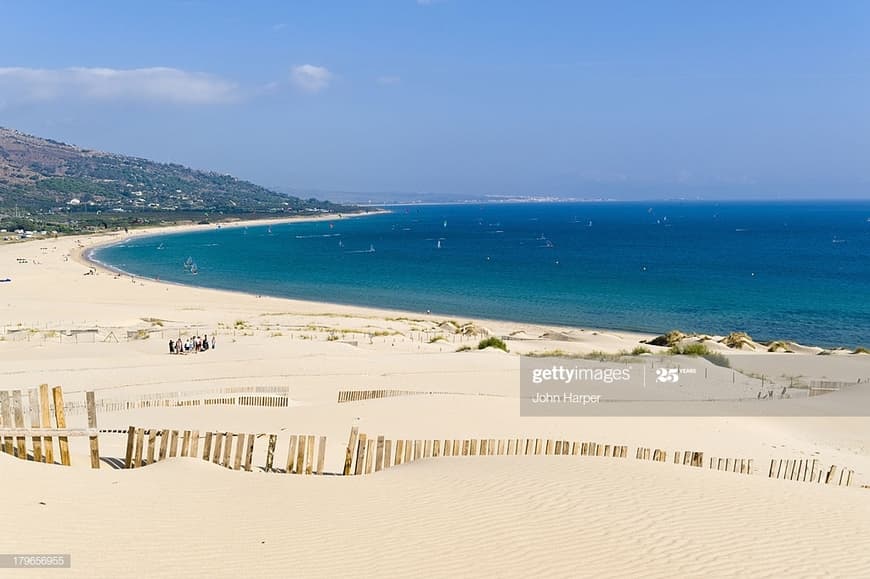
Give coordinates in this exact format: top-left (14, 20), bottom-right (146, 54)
top-left (0, 127), bottom-right (352, 232)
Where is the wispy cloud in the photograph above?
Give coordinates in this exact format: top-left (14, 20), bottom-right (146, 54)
top-left (290, 64), bottom-right (332, 93)
top-left (0, 67), bottom-right (238, 105)
top-left (377, 75), bottom-right (401, 85)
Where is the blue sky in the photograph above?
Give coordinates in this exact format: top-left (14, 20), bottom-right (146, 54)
top-left (1, 0), bottom-right (868, 199)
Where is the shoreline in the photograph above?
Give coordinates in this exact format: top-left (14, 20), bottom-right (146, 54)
top-left (69, 214), bottom-right (861, 352)
top-left (72, 215), bottom-right (861, 353)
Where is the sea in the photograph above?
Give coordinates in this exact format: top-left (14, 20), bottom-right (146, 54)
top-left (92, 201), bottom-right (870, 348)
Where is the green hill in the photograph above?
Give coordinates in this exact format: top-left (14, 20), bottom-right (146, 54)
top-left (0, 127), bottom-right (354, 233)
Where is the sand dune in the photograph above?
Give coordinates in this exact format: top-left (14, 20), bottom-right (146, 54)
top-left (2, 454), bottom-right (869, 579)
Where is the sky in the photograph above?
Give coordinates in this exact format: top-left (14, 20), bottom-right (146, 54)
top-left (1, 0), bottom-right (869, 200)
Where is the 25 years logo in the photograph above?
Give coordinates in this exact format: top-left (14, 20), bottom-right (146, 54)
top-left (655, 368), bottom-right (680, 383)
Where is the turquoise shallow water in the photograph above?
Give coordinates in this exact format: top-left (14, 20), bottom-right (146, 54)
top-left (93, 201), bottom-right (870, 348)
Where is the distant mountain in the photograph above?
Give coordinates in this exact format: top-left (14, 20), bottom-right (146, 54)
top-left (0, 127), bottom-right (354, 231)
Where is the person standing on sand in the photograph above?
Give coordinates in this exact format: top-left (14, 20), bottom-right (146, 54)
top-left (169, 339), bottom-right (175, 354)
top-left (202, 334), bottom-right (209, 351)
top-left (211, 335), bottom-right (216, 350)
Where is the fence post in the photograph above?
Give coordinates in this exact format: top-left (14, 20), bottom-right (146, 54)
top-left (147, 428), bottom-right (158, 465)
top-left (124, 426), bottom-right (136, 468)
top-left (343, 427), bottom-right (359, 476)
top-left (375, 436), bottom-right (385, 472)
top-left (244, 434), bottom-right (255, 472)
top-left (134, 427), bottom-right (145, 467)
top-left (0, 391), bottom-right (11, 455)
top-left (265, 434), bottom-right (277, 472)
top-left (170, 430), bottom-right (180, 458)
top-left (354, 434), bottom-right (367, 475)
top-left (11, 390), bottom-right (26, 459)
top-left (305, 436), bottom-right (315, 475)
top-left (159, 429), bottom-right (169, 461)
top-left (316, 436), bottom-right (327, 474)
top-left (286, 435), bottom-right (299, 474)
top-left (27, 389), bottom-right (43, 462)
top-left (222, 433), bottom-right (233, 468)
top-left (85, 392), bottom-right (100, 468)
top-left (51, 387), bottom-right (70, 466)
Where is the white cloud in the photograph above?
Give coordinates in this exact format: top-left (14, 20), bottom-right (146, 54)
top-left (0, 67), bottom-right (238, 105)
top-left (377, 75), bottom-right (401, 85)
top-left (290, 64), bottom-right (332, 93)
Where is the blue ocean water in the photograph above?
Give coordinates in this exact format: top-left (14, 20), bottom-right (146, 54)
top-left (93, 201), bottom-right (870, 348)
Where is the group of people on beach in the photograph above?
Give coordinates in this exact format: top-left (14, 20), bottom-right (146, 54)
top-left (169, 334), bottom-right (214, 355)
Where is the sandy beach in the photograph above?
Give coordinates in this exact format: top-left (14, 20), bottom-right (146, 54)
top-left (1, 222), bottom-right (869, 578)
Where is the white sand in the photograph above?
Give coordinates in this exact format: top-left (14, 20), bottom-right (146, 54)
top-left (1, 223), bottom-right (869, 578)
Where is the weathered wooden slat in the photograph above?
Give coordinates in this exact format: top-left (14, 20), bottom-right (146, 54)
top-left (133, 427), bottom-right (145, 468)
top-left (244, 433), bottom-right (255, 472)
top-left (51, 387), bottom-right (70, 466)
top-left (169, 430), bottom-right (179, 458)
top-left (191, 430), bottom-right (200, 457)
top-left (0, 391), bottom-right (11, 455)
top-left (85, 392), bottom-right (100, 468)
top-left (233, 432), bottom-right (244, 470)
top-left (265, 434), bottom-right (277, 471)
top-left (202, 431), bottom-right (213, 461)
top-left (395, 439), bottom-right (404, 465)
top-left (286, 435), bottom-right (298, 474)
top-left (212, 432), bottom-right (224, 464)
top-left (159, 429), bottom-right (169, 461)
top-left (375, 436), bottom-right (385, 472)
top-left (343, 426), bottom-right (359, 476)
top-left (124, 426), bottom-right (135, 468)
top-left (11, 390), bottom-right (27, 459)
top-left (38, 384), bottom-right (54, 464)
top-left (27, 389), bottom-right (43, 462)
top-left (354, 434), bottom-right (367, 476)
top-left (222, 433), bottom-right (234, 468)
top-left (181, 430), bottom-right (191, 457)
top-left (147, 428), bottom-right (158, 465)
top-left (306, 435), bottom-right (315, 475)
top-left (316, 436), bottom-right (327, 474)
top-left (365, 439), bottom-right (375, 474)
top-left (383, 439), bottom-right (392, 469)
top-left (297, 435), bottom-right (307, 475)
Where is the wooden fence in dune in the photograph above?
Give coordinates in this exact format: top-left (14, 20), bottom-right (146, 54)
top-left (0, 385), bottom-right (101, 468)
top-left (707, 456), bottom-right (754, 474)
top-left (121, 426), bottom-right (328, 475)
top-left (768, 458), bottom-right (854, 487)
top-left (340, 428), bottom-right (718, 476)
top-left (61, 386), bottom-right (291, 416)
top-left (336, 388), bottom-right (507, 403)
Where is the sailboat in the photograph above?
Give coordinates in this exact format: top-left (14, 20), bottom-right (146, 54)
top-left (184, 257), bottom-right (194, 271)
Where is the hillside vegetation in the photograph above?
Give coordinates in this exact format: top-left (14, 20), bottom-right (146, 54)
top-left (0, 127), bottom-right (354, 233)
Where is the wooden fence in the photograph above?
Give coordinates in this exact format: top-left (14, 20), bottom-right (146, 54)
top-left (768, 458), bottom-right (854, 486)
top-left (707, 456), bottom-right (754, 474)
top-left (340, 429), bottom-right (712, 476)
top-left (0, 385), bottom-right (100, 468)
top-left (61, 386), bottom-right (291, 415)
top-left (123, 427), bottom-right (327, 474)
top-left (336, 389), bottom-right (506, 403)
